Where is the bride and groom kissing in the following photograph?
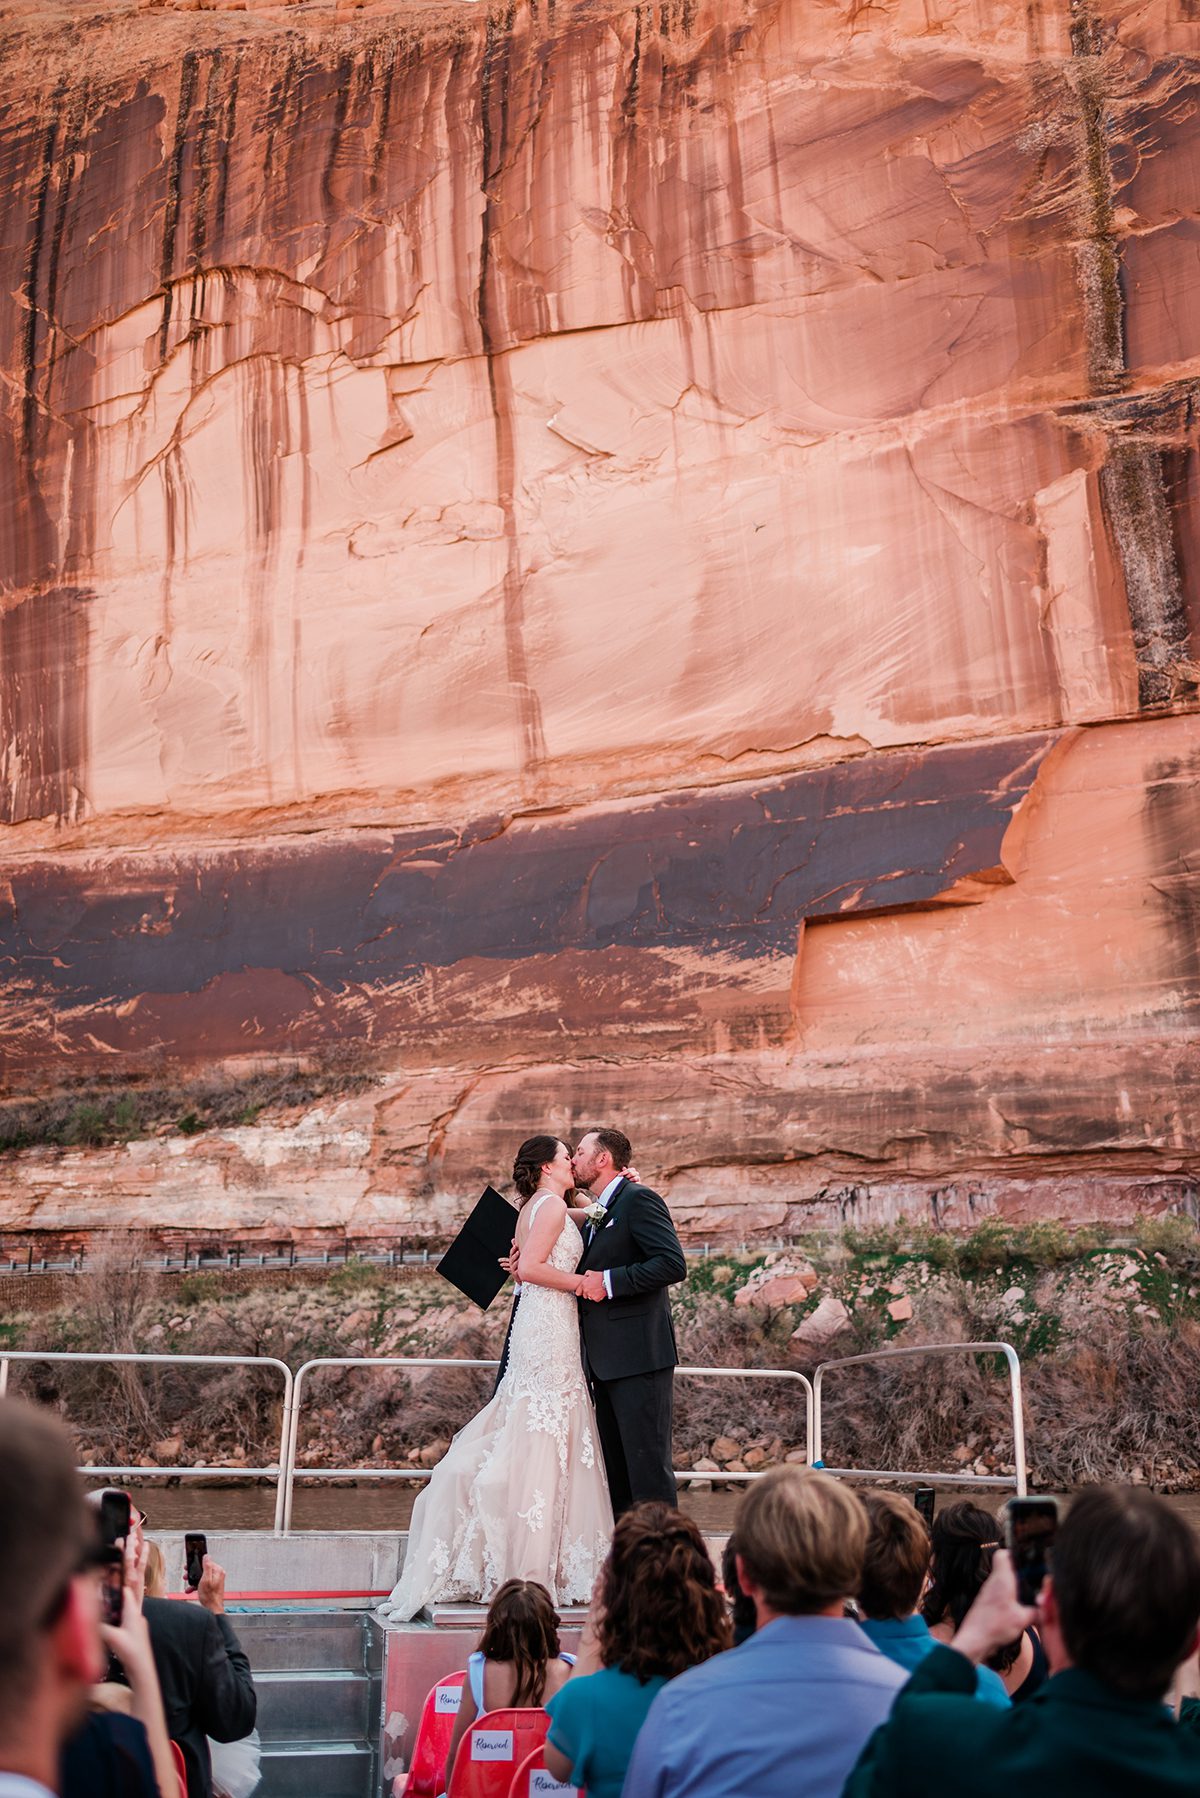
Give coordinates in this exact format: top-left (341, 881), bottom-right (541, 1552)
top-left (380, 1127), bottom-right (687, 1620)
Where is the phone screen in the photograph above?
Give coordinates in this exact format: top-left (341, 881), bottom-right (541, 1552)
top-left (913, 1487), bottom-right (936, 1528)
top-left (98, 1491), bottom-right (132, 1550)
top-left (99, 1551), bottom-right (124, 1628)
top-left (1005, 1498), bottom-right (1059, 1605)
top-left (184, 1532), bottom-right (208, 1591)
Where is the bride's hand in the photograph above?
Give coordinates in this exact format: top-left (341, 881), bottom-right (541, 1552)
top-left (499, 1242), bottom-right (521, 1283)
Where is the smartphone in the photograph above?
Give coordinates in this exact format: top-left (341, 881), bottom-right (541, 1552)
top-left (98, 1490), bottom-right (132, 1550)
top-left (184, 1532), bottom-right (208, 1591)
top-left (913, 1486), bottom-right (936, 1528)
top-left (1005, 1497), bottom-right (1059, 1605)
top-left (99, 1549), bottom-right (124, 1628)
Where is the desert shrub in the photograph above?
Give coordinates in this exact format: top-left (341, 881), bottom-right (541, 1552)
top-left (327, 1257), bottom-right (383, 1298)
top-left (673, 1302), bottom-right (806, 1460)
top-left (1134, 1212), bottom-right (1200, 1264)
top-left (957, 1217), bottom-right (1013, 1273)
top-left (1028, 1316), bottom-right (1200, 1486)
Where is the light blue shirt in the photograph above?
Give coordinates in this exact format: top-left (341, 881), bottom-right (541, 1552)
top-left (620, 1614), bottom-right (907, 1798)
top-left (858, 1615), bottom-right (1012, 1706)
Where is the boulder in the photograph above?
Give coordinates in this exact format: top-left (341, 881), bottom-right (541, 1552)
top-left (791, 1295), bottom-right (850, 1345)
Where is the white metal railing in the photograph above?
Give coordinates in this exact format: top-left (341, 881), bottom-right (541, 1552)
top-left (0, 1351), bottom-right (295, 1533)
top-left (812, 1341), bottom-right (1027, 1496)
top-left (279, 1358), bottom-right (815, 1532)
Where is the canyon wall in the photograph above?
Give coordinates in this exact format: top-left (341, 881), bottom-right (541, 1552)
top-left (0, 0), bottom-right (1197, 1244)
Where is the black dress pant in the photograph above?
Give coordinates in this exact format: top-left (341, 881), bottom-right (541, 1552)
top-left (591, 1367), bottom-right (676, 1517)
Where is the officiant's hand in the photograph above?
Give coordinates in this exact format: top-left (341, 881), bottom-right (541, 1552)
top-left (578, 1270), bottom-right (607, 1302)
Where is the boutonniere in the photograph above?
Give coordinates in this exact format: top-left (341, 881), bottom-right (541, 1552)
top-left (583, 1201), bottom-right (607, 1227)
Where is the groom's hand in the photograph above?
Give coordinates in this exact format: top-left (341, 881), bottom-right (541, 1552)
top-left (578, 1270), bottom-right (607, 1302)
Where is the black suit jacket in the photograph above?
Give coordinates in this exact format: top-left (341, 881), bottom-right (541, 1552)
top-left (576, 1178), bottom-right (687, 1381)
top-left (143, 1597), bottom-right (257, 1798)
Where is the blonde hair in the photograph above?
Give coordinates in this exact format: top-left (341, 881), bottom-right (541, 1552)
top-left (144, 1540), bottom-right (167, 1598)
top-left (732, 1466), bottom-right (868, 1614)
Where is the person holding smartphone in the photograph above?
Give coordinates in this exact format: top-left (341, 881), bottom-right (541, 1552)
top-left (844, 1486), bottom-right (1200, 1798)
top-left (61, 1529), bottom-right (179, 1798)
top-left (140, 1533), bottom-right (257, 1798)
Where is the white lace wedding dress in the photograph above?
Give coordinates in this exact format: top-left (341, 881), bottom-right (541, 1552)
top-left (379, 1197), bottom-right (613, 1619)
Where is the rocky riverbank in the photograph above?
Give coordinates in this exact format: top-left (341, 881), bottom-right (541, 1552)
top-left (4, 1216), bottom-right (1199, 1492)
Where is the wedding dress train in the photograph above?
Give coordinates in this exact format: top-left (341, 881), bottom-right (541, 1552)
top-left (379, 1198), bottom-right (613, 1619)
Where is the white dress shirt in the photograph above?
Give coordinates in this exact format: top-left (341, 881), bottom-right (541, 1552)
top-left (0, 1776), bottom-right (56, 1798)
top-left (592, 1173), bottom-right (624, 1299)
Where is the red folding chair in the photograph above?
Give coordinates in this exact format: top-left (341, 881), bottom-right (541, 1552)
top-left (169, 1740), bottom-right (187, 1798)
top-left (507, 1743), bottom-right (583, 1798)
top-left (445, 1709), bottom-right (550, 1798)
top-left (401, 1669), bottom-right (467, 1797)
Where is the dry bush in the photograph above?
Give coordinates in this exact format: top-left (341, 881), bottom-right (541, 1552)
top-left (1027, 1316), bottom-right (1200, 1486)
top-left (674, 1302), bottom-right (807, 1460)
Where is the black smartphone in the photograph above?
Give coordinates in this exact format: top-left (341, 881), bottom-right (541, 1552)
top-left (99, 1549), bottom-right (125, 1628)
top-left (913, 1487), bottom-right (936, 1528)
top-left (184, 1532), bottom-right (208, 1591)
top-left (98, 1490), bottom-right (132, 1550)
top-left (1005, 1497), bottom-right (1059, 1605)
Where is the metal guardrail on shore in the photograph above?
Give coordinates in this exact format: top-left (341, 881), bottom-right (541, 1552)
top-left (0, 1239), bottom-right (809, 1277)
top-left (0, 1341), bottom-right (1027, 1533)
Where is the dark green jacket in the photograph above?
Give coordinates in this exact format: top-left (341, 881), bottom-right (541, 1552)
top-left (843, 1645), bottom-right (1200, 1797)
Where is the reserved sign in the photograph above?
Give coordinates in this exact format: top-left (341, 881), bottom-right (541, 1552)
top-left (434, 1685), bottom-right (461, 1714)
top-left (529, 1771), bottom-right (579, 1796)
top-left (471, 1730), bottom-right (515, 1761)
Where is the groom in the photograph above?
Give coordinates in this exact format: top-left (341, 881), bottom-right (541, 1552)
top-left (572, 1127), bottom-right (687, 1517)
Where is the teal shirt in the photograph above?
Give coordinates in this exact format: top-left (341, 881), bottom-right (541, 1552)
top-left (546, 1666), bottom-right (667, 1798)
top-left (859, 1616), bottom-right (1012, 1707)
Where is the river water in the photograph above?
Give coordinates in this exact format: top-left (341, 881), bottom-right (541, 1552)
top-left (116, 1482), bottom-right (1200, 1534)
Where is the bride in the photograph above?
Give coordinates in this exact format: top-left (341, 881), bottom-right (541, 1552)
top-left (379, 1135), bottom-right (613, 1619)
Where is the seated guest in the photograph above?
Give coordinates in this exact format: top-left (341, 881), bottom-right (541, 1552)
top-left (845, 1485), bottom-right (1200, 1797)
top-left (545, 1504), bottom-right (729, 1798)
top-left (445, 1580), bottom-right (574, 1788)
top-left (857, 1491), bottom-right (1009, 1706)
top-left (619, 1468), bottom-right (906, 1798)
top-left (720, 1539), bottom-right (756, 1647)
top-left (923, 1500), bottom-right (1046, 1700)
top-left (0, 1399), bottom-right (107, 1795)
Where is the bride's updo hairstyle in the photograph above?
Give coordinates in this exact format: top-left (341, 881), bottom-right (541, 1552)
top-left (512, 1135), bottom-right (563, 1204)
top-left (479, 1578), bottom-right (562, 1707)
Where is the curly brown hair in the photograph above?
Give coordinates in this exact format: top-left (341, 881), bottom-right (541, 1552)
top-left (478, 1579), bottom-right (562, 1707)
top-left (598, 1502), bottom-right (731, 1682)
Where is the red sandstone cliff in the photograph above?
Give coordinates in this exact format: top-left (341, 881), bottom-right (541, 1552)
top-left (0, 0), bottom-right (1197, 1242)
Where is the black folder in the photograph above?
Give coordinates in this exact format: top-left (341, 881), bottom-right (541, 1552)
top-left (436, 1184), bottom-right (520, 1309)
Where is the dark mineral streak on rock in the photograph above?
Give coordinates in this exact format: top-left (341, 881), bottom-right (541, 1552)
top-left (0, 734), bottom-right (1054, 1031)
top-left (1070, 3), bottom-right (1196, 707)
top-left (0, 588), bottom-right (90, 826)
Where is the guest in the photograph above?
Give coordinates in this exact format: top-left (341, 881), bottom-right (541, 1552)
top-left (923, 1501), bottom-right (1046, 1700)
top-left (62, 1530), bottom-right (179, 1798)
top-left (720, 1540), bottom-right (756, 1647)
top-left (142, 1548), bottom-right (257, 1797)
top-left (544, 1504), bottom-right (729, 1798)
top-left (619, 1468), bottom-right (905, 1798)
top-left (444, 1580), bottom-right (574, 1789)
top-left (0, 1399), bottom-right (106, 1796)
top-left (845, 1485), bottom-right (1200, 1796)
top-left (857, 1491), bottom-right (1008, 1706)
